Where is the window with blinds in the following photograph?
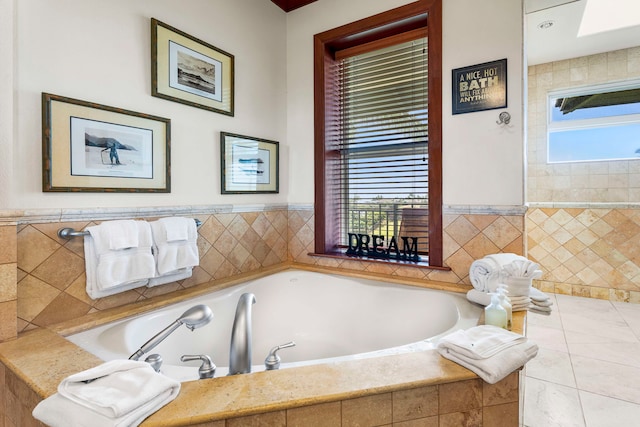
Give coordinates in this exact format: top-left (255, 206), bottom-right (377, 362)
top-left (334, 37), bottom-right (429, 255)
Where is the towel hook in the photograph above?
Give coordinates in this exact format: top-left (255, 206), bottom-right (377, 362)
top-left (496, 111), bottom-right (511, 125)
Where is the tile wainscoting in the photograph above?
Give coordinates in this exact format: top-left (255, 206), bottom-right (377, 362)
top-left (527, 205), bottom-right (640, 303)
top-left (1, 204), bottom-right (527, 342)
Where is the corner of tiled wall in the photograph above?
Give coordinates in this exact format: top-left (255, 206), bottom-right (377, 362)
top-left (0, 224), bottom-right (17, 342)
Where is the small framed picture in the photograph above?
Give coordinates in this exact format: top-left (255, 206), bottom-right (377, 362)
top-left (42, 93), bottom-right (170, 192)
top-left (221, 132), bottom-right (279, 194)
top-left (151, 18), bottom-right (234, 116)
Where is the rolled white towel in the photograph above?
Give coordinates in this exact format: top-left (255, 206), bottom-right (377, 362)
top-left (466, 289), bottom-right (491, 306)
top-left (469, 253), bottom-right (527, 292)
top-left (502, 259), bottom-right (541, 278)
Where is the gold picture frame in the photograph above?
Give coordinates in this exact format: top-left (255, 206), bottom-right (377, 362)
top-left (221, 132), bottom-right (279, 194)
top-left (151, 18), bottom-right (234, 116)
top-left (42, 93), bottom-right (171, 192)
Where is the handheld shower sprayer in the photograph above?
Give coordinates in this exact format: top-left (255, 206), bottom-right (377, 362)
top-left (129, 304), bottom-right (213, 361)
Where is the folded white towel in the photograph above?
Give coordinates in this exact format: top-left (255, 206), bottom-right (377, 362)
top-left (147, 267), bottom-right (193, 287)
top-left (439, 337), bottom-right (538, 384)
top-left (150, 217), bottom-right (199, 277)
top-left (159, 217), bottom-right (190, 242)
top-left (437, 325), bottom-right (538, 384)
top-left (529, 287), bottom-right (552, 303)
top-left (100, 220), bottom-right (140, 250)
top-left (32, 360), bottom-right (180, 427)
top-left (529, 307), bottom-right (552, 316)
top-left (84, 220), bottom-right (156, 299)
top-left (469, 254), bottom-right (528, 293)
top-left (437, 325), bottom-right (527, 359)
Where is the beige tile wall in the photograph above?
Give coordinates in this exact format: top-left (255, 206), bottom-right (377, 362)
top-left (527, 46), bottom-right (640, 300)
top-left (528, 46), bottom-right (640, 203)
top-left (290, 209), bottom-right (525, 286)
top-left (0, 224), bottom-right (17, 342)
top-left (527, 206), bottom-right (640, 302)
top-left (6, 207), bottom-right (524, 338)
top-left (14, 210), bottom-right (289, 334)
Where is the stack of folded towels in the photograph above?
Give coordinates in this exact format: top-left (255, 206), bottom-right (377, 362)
top-left (528, 287), bottom-right (554, 314)
top-left (467, 254), bottom-right (554, 314)
top-left (437, 325), bottom-right (538, 384)
top-left (32, 360), bottom-right (180, 427)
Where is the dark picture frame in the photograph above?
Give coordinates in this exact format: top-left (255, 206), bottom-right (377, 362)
top-left (452, 58), bottom-right (507, 115)
top-left (151, 18), bottom-right (234, 116)
top-left (220, 132), bottom-right (279, 194)
top-left (42, 93), bottom-right (171, 192)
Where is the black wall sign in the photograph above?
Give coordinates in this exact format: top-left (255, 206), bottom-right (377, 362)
top-left (452, 58), bottom-right (507, 115)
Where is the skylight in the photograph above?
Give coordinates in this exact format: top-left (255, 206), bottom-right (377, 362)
top-left (578, 0), bottom-right (640, 37)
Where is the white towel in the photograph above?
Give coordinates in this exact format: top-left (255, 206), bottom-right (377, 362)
top-left (159, 216), bottom-right (190, 242)
top-left (466, 289), bottom-right (492, 306)
top-left (437, 325), bottom-right (538, 384)
top-left (84, 220), bottom-right (156, 299)
top-left (529, 287), bottom-right (552, 304)
top-left (437, 325), bottom-right (527, 359)
top-left (100, 220), bottom-right (140, 250)
top-left (147, 268), bottom-right (193, 287)
top-left (32, 360), bottom-right (180, 427)
top-left (469, 253), bottom-right (528, 292)
top-left (150, 217), bottom-right (199, 278)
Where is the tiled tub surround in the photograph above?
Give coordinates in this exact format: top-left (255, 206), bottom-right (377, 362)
top-left (0, 266), bottom-right (527, 427)
top-left (4, 204), bottom-right (526, 341)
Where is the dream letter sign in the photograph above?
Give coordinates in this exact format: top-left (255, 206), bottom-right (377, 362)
top-left (452, 58), bottom-right (507, 115)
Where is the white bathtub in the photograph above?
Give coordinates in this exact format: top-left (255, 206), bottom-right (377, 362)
top-left (67, 270), bottom-right (481, 382)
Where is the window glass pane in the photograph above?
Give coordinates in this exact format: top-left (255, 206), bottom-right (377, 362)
top-left (548, 123), bottom-right (640, 163)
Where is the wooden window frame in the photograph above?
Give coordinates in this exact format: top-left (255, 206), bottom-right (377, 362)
top-left (312, 0), bottom-right (443, 267)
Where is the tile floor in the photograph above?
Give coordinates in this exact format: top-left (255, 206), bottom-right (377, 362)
top-left (523, 293), bottom-right (640, 426)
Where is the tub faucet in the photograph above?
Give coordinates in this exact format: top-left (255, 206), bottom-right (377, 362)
top-left (228, 293), bottom-right (256, 375)
top-left (128, 304), bottom-right (213, 361)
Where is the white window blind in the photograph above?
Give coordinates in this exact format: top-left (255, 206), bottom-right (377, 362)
top-left (334, 37), bottom-right (429, 254)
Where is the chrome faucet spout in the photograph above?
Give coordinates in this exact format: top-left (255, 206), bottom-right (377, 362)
top-left (228, 293), bottom-right (256, 375)
top-left (128, 304), bottom-right (213, 361)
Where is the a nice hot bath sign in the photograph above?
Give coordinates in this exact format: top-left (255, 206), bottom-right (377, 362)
top-left (346, 233), bottom-right (421, 262)
top-left (452, 58), bottom-right (507, 115)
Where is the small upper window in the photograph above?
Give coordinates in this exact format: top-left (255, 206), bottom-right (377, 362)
top-left (547, 82), bottom-right (640, 163)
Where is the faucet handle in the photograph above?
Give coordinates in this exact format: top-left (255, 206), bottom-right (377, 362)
top-left (264, 341), bottom-right (296, 371)
top-left (144, 353), bottom-right (163, 373)
top-left (181, 354), bottom-right (216, 379)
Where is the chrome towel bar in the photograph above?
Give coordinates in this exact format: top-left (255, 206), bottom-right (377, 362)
top-left (57, 218), bottom-right (202, 240)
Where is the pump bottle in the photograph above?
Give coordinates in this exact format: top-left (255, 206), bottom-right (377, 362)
top-left (484, 293), bottom-right (507, 329)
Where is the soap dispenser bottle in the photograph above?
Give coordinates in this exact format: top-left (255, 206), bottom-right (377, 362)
top-left (484, 293), bottom-right (507, 329)
top-left (496, 287), bottom-right (513, 330)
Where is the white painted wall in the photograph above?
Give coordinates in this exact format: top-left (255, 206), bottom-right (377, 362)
top-left (1, 0), bottom-right (287, 210)
top-left (1, 0), bottom-right (524, 211)
top-left (285, 0), bottom-right (525, 206)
